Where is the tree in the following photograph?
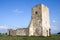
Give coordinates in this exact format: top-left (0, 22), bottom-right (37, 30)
top-left (57, 32), bottom-right (60, 34)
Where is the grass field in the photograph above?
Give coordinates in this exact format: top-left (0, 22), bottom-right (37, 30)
top-left (0, 34), bottom-right (60, 40)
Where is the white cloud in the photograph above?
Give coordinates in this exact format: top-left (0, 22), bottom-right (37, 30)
top-left (52, 27), bottom-right (57, 30)
top-left (52, 20), bottom-right (56, 23)
top-left (0, 26), bottom-right (8, 29)
top-left (0, 26), bottom-right (16, 29)
top-left (51, 26), bottom-right (57, 30)
top-left (13, 9), bottom-right (23, 13)
top-left (51, 25), bottom-right (59, 34)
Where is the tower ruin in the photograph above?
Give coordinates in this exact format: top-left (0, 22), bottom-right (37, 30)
top-left (29, 4), bottom-right (50, 36)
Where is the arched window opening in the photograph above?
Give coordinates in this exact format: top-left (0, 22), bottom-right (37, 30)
top-left (35, 11), bottom-right (38, 14)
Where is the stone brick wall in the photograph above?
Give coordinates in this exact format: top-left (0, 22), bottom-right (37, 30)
top-left (8, 28), bottom-right (29, 36)
top-left (8, 4), bottom-right (50, 37)
top-left (41, 4), bottom-right (50, 36)
top-left (29, 4), bottom-right (50, 36)
top-left (8, 29), bottom-right (16, 36)
top-left (16, 28), bottom-right (29, 36)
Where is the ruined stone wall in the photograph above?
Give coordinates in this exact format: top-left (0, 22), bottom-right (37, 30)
top-left (16, 28), bottom-right (29, 36)
top-left (29, 4), bottom-right (50, 36)
top-left (8, 28), bottom-right (29, 36)
top-left (41, 4), bottom-right (50, 36)
top-left (8, 29), bottom-right (16, 36)
top-left (29, 4), bottom-right (42, 36)
top-left (8, 4), bottom-right (50, 37)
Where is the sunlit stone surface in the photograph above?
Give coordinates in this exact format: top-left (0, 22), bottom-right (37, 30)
top-left (8, 4), bottom-right (50, 36)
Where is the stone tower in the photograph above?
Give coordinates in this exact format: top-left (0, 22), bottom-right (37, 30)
top-left (29, 4), bottom-right (50, 36)
top-left (8, 4), bottom-right (50, 37)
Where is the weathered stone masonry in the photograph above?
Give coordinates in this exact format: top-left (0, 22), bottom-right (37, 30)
top-left (8, 4), bottom-right (50, 36)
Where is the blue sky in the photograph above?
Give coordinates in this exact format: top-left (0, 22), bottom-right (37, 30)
top-left (0, 0), bottom-right (60, 34)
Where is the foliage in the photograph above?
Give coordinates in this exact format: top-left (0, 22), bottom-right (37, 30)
top-left (57, 32), bottom-right (60, 34)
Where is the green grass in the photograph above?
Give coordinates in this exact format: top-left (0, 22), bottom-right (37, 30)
top-left (0, 34), bottom-right (60, 40)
